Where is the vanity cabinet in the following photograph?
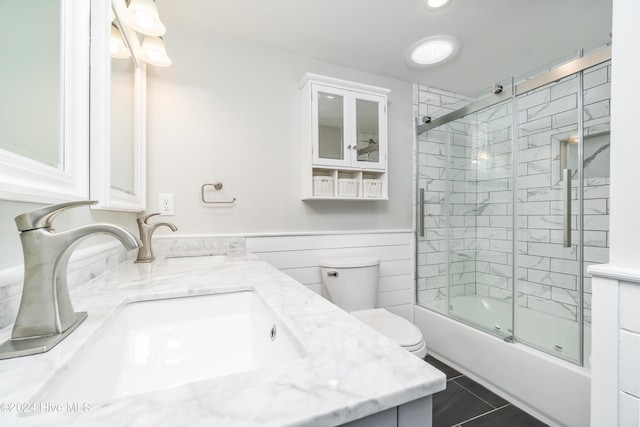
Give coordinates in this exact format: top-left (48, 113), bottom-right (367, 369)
top-left (300, 74), bottom-right (389, 200)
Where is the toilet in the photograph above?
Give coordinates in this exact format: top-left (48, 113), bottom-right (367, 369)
top-left (319, 257), bottom-right (427, 358)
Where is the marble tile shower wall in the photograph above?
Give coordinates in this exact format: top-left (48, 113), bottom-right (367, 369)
top-left (415, 86), bottom-right (470, 304)
top-left (415, 60), bottom-right (610, 324)
top-left (459, 100), bottom-right (514, 303)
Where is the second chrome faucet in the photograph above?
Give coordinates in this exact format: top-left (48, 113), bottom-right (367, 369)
top-left (135, 213), bottom-right (177, 263)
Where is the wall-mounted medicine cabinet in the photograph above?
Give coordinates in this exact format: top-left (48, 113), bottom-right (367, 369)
top-left (90, 0), bottom-right (147, 212)
top-left (299, 73), bottom-right (389, 200)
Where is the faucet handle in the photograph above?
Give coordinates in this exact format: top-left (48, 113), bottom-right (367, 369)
top-left (15, 200), bottom-right (98, 232)
top-left (137, 213), bottom-right (162, 225)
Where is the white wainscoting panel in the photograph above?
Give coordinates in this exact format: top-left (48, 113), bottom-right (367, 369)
top-left (246, 231), bottom-right (415, 321)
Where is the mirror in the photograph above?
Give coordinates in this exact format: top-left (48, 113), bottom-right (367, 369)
top-left (0, 0), bottom-right (90, 203)
top-left (355, 99), bottom-right (380, 163)
top-left (318, 92), bottom-right (345, 161)
top-left (90, 0), bottom-right (147, 211)
top-left (0, 1), bottom-right (60, 167)
top-left (110, 33), bottom-right (136, 196)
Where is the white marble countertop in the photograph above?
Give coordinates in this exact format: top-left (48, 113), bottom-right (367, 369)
top-left (0, 252), bottom-right (445, 426)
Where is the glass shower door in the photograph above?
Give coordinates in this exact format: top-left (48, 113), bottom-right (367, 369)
top-left (514, 71), bottom-right (584, 363)
top-left (416, 81), bottom-right (514, 340)
top-left (513, 57), bottom-right (611, 365)
top-left (446, 96), bottom-right (514, 339)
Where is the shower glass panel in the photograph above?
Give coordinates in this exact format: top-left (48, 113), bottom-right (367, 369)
top-left (514, 72), bottom-right (583, 364)
top-left (448, 91), bottom-right (514, 339)
top-left (417, 79), bottom-right (514, 340)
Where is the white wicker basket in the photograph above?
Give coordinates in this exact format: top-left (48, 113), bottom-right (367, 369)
top-left (363, 179), bottom-right (383, 198)
top-left (313, 176), bottom-right (334, 197)
top-left (338, 178), bottom-right (358, 197)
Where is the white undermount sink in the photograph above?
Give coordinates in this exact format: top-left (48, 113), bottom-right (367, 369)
top-left (39, 291), bottom-right (304, 404)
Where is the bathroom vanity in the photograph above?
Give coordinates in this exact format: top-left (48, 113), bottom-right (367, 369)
top-left (0, 252), bottom-right (444, 426)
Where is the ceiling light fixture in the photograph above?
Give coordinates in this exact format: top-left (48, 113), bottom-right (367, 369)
top-left (406, 35), bottom-right (460, 67)
top-left (424, 0), bottom-right (452, 10)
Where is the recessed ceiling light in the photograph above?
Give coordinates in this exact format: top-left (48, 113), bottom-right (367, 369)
top-left (424, 0), bottom-right (452, 10)
top-left (406, 36), bottom-right (460, 67)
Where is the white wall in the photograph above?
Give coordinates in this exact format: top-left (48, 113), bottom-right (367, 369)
top-left (609, 0), bottom-right (640, 269)
top-left (590, 1), bottom-right (640, 426)
top-left (145, 28), bottom-right (415, 235)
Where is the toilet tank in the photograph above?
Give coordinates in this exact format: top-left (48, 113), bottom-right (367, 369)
top-left (319, 257), bottom-right (380, 312)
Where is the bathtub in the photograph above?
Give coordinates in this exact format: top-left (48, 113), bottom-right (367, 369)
top-left (415, 295), bottom-right (591, 427)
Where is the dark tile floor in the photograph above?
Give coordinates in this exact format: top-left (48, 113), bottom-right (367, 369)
top-left (425, 356), bottom-right (549, 427)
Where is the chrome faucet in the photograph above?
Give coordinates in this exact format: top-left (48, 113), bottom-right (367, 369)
top-left (135, 213), bottom-right (177, 263)
top-left (0, 201), bottom-right (141, 360)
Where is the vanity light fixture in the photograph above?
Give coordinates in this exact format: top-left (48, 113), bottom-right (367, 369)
top-left (406, 35), bottom-right (460, 67)
top-left (118, 0), bottom-right (172, 66)
top-left (110, 24), bottom-right (131, 59)
top-left (139, 36), bottom-right (172, 67)
top-left (424, 0), bottom-right (452, 9)
top-left (125, 0), bottom-right (166, 36)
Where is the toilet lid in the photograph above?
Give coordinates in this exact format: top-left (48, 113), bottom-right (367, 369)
top-left (351, 308), bottom-right (424, 348)
top-left (319, 257), bottom-right (380, 268)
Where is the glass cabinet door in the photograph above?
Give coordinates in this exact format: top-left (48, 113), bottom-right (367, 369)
top-left (312, 84), bottom-right (350, 167)
top-left (352, 92), bottom-right (386, 169)
top-left (311, 84), bottom-right (387, 170)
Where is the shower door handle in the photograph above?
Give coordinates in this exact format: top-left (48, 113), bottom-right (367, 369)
top-left (563, 168), bottom-right (571, 248)
top-left (419, 188), bottom-right (425, 237)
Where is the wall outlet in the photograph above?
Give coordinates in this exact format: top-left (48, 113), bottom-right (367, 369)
top-left (158, 193), bottom-right (174, 216)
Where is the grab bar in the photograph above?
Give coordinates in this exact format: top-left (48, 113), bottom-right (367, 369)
top-left (419, 188), bottom-right (425, 237)
top-left (563, 169), bottom-right (571, 247)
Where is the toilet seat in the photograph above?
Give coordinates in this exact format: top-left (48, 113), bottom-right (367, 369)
top-left (351, 308), bottom-right (427, 358)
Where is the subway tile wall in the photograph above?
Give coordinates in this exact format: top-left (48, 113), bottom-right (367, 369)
top-left (415, 60), bottom-right (611, 326)
top-left (415, 86), bottom-right (469, 306)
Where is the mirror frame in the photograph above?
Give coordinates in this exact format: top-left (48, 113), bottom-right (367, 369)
top-left (90, 0), bottom-right (147, 212)
top-left (0, 0), bottom-right (90, 204)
